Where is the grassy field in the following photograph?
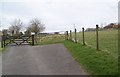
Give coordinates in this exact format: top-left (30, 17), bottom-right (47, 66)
top-left (36, 34), bottom-right (65, 45)
top-left (72, 29), bottom-right (118, 57)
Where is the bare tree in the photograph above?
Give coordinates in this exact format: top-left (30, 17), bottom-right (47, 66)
top-left (29, 18), bottom-right (45, 35)
top-left (24, 26), bottom-right (32, 36)
top-left (28, 18), bottom-right (45, 44)
top-left (9, 19), bottom-right (22, 35)
top-left (9, 26), bottom-right (15, 35)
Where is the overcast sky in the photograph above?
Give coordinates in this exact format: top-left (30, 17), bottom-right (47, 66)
top-left (0, 0), bottom-right (119, 32)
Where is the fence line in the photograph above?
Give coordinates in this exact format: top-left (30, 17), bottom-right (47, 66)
top-left (65, 24), bottom-right (100, 50)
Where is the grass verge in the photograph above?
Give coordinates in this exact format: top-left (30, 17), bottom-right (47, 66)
top-left (0, 42), bottom-right (8, 53)
top-left (63, 40), bottom-right (118, 75)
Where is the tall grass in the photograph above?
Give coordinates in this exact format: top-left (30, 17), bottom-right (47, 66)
top-left (37, 34), bottom-right (65, 45)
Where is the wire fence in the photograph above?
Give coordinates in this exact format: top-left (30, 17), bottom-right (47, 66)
top-left (65, 25), bottom-right (118, 57)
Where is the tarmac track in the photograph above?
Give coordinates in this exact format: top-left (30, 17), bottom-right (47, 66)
top-left (2, 44), bottom-right (87, 75)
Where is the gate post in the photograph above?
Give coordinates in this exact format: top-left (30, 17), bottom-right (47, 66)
top-left (31, 33), bottom-right (35, 46)
top-left (32, 35), bottom-right (35, 46)
top-left (3, 35), bottom-right (5, 47)
top-left (1, 35), bottom-right (3, 48)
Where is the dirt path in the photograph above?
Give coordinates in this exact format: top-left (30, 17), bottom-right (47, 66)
top-left (2, 44), bottom-right (87, 75)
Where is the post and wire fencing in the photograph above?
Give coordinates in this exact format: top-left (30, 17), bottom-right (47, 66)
top-left (65, 24), bottom-right (118, 53)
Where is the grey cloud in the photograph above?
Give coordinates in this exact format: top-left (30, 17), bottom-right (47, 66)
top-left (0, 0), bottom-right (118, 32)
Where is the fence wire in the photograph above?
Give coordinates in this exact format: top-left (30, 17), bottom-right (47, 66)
top-left (69, 29), bottom-right (118, 58)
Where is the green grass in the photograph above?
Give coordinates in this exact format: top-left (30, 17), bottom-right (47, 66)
top-left (63, 40), bottom-right (118, 75)
top-left (36, 34), bottom-right (65, 45)
top-left (0, 42), bottom-right (7, 53)
top-left (72, 30), bottom-right (118, 57)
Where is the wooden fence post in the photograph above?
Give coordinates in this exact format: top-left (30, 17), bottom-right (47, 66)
top-left (65, 31), bottom-right (68, 40)
top-left (66, 31), bottom-right (69, 40)
top-left (96, 25), bottom-right (99, 50)
top-left (82, 28), bottom-right (85, 45)
top-left (70, 30), bottom-right (72, 40)
top-left (75, 29), bottom-right (77, 43)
